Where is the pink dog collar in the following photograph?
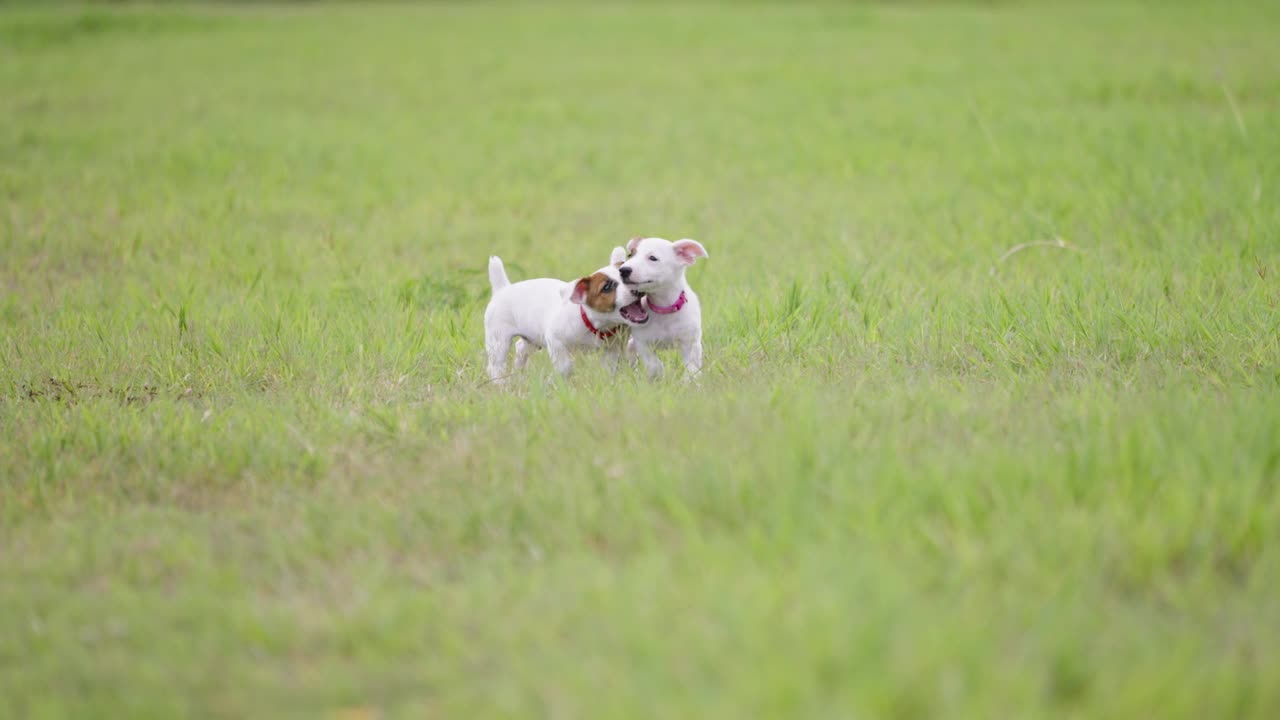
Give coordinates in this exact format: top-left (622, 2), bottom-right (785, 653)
top-left (646, 291), bottom-right (687, 315)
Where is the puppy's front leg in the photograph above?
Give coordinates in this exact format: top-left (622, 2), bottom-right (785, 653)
top-left (625, 336), bottom-right (641, 369)
top-left (633, 338), bottom-right (664, 379)
top-left (546, 339), bottom-right (575, 378)
top-left (601, 342), bottom-right (623, 376)
top-left (680, 334), bottom-right (703, 380)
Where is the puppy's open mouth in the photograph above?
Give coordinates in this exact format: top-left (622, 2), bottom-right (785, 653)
top-left (620, 300), bottom-right (649, 325)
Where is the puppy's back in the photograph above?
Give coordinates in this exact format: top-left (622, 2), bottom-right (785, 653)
top-left (489, 278), bottom-right (567, 336)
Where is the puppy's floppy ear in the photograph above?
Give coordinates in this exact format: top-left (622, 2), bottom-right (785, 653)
top-left (563, 277), bottom-right (591, 305)
top-left (625, 236), bottom-right (644, 257)
top-left (672, 239), bottom-right (708, 265)
top-left (610, 246), bottom-right (627, 267)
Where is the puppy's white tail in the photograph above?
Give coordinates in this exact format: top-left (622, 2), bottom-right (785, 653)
top-left (488, 256), bottom-right (511, 292)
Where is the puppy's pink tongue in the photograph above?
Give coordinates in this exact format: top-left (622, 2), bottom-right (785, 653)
top-left (620, 301), bottom-right (648, 324)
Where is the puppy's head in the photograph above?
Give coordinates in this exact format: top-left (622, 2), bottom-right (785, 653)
top-left (562, 263), bottom-right (649, 325)
top-left (618, 236), bottom-right (708, 290)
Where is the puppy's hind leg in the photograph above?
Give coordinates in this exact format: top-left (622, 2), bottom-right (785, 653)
top-left (514, 338), bottom-right (539, 371)
top-left (486, 331), bottom-right (515, 385)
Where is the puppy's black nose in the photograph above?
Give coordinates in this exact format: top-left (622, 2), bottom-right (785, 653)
top-left (619, 266), bottom-right (632, 279)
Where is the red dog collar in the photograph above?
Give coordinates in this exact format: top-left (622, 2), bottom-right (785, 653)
top-left (580, 306), bottom-right (617, 339)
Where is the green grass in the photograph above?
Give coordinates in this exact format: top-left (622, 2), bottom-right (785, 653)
top-left (3, 1), bottom-right (1280, 717)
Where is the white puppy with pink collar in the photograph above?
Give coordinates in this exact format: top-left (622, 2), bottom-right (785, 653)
top-left (617, 236), bottom-right (709, 380)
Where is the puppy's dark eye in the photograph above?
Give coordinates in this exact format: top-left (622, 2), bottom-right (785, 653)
top-left (648, 255), bottom-right (658, 262)
top-left (602, 281), bottom-right (616, 293)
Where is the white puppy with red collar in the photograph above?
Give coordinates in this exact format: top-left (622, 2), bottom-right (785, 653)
top-left (484, 247), bottom-right (648, 383)
top-left (617, 236), bottom-right (709, 380)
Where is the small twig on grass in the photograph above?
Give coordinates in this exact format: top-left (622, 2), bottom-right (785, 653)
top-left (1220, 83), bottom-right (1248, 141)
top-left (990, 237), bottom-right (1081, 275)
top-left (967, 97), bottom-right (1001, 157)
top-left (285, 423), bottom-right (315, 456)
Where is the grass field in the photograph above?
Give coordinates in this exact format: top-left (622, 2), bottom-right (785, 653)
top-left (2, 1), bottom-right (1279, 717)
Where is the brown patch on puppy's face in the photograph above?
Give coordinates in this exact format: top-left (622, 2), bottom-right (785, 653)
top-left (569, 265), bottom-right (642, 323)
top-left (585, 272), bottom-right (619, 313)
